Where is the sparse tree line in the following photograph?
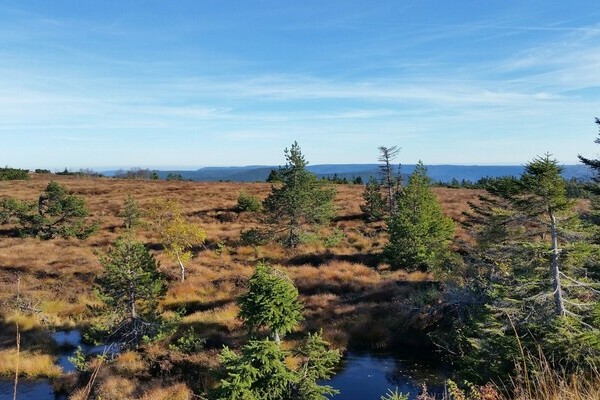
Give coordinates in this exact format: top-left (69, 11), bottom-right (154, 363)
top-left (2, 119), bottom-right (600, 399)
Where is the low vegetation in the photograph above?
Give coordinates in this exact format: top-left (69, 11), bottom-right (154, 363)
top-left (1, 129), bottom-right (599, 399)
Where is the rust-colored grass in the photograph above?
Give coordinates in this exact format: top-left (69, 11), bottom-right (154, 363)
top-left (0, 348), bottom-right (62, 378)
top-left (0, 174), bottom-right (482, 382)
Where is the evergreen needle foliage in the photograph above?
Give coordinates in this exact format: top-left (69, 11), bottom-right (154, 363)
top-left (262, 142), bottom-right (336, 248)
top-left (361, 176), bottom-right (385, 222)
top-left (94, 237), bottom-right (166, 348)
top-left (214, 262), bottom-right (340, 400)
top-left (238, 263), bottom-right (303, 343)
top-left (384, 161), bottom-right (455, 271)
top-left (438, 153), bottom-right (600, 383)
top-left (119, 195), bottom-right (142, 231)
top-left (1, 181), bottom-right (97, 239)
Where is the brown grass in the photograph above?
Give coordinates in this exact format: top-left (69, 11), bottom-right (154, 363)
top-left (0, 175), bottom-right (484, 391)
top-left (0, 348), bottom-right (62, 378)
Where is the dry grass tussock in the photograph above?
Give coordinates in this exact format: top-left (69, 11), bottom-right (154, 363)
top-left (0, 348), bottom-right (62, 378)
top-left (508, 355), bottom-right (600, 400)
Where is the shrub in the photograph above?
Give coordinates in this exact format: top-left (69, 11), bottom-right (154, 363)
top-left (237, 191), bottom-right (262, 212)
top-left (240, 228), bottom-right (269, 246)
top-left (0, 167), bottom-right (29, 180)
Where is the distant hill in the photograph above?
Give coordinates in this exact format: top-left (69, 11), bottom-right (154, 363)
top-left (104, 164), bottom-right (591, 183)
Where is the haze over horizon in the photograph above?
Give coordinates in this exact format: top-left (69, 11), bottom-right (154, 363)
top-left (1, 1), bottom-right (599, 170)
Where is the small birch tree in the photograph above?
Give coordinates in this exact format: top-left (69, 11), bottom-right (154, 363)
top-left (147, 198), bottom-right (206, 282)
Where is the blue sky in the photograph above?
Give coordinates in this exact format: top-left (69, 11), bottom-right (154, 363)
top-left (1, 1), bottom-right (599, 170)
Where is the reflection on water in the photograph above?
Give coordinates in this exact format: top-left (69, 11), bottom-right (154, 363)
top-left (0, 379), bottom-right (62, 400)
top-left (0, 330), bottom-right (94, 400)
top-left (328, 352), bottom-right (447, 400)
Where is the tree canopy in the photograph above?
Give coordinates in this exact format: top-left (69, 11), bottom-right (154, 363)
top-left (262, 142), bottom-right (336, 248)
top-left (94, 237), bottom-right (167, 348)
top-left (238, 263), bottom-right (303, 343)
top-left (384, 161), bottom-right (455, 271)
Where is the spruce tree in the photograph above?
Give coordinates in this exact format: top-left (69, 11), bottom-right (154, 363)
top-left (384, 161), bottom-right (455, 271)
top-left (514, 154), bottom-right (573, 315)
top-left (378, 146), bottom-right (402, 216)
top-left (119, 194), bottom-right (142, 231)
top-left (440, 154), bottom-right (600, 380)
top-left (578, 117), bottom-right (600, 196)
top-left (360, 177), bottom-right (385, 222)
top-left (238, 263), bottom-right (303, 344)
top-left (213, 263), bottom-right (340, 400)
top-left (262, 142), bottom-right (336, 248)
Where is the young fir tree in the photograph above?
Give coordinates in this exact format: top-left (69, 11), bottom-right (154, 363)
top-left (213, 263), bottom-right (340, 400)
top-left (439, 154), bottom-right (600, 381)
top-left (119, 194), bottom-right (142, 231)
top-left (262, 142), bottom-right (336, 248)
top-left (238, 263), bottom-right (303, 344)
top-left (214, 339), bottom-right (296, 400)
top-left (94, 237), bottom-right (166, 348)
top-left (360, 176), bottom-right (385, 222)
top-left (383, 161), bottom-right (455, 271)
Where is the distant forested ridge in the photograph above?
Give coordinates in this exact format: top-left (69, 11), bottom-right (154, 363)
top-left (104, 164), bottom-right (589, 183)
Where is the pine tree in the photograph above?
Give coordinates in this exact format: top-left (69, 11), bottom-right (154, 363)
top-left (94, 237), bottom-right (166, 348)
top-left (16, 181), bottom-right (97, 239)
top-left (262, 142), bottom-right (336, 248)
top-left (384, 161), bottom-right (455, 271)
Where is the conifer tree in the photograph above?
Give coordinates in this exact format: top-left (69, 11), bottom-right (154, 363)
top-left (238, 263), bottom-right (303, 344)
top-left (15, 181), bottom-right (97, 239)
top-left (578, 117), bottom-right (600, 196)
top-left (378, 146), bottom-right (402, 216)
top-left (360, 177), bottom-right (385, 222)
top-left (94, 237), bottom-right (166, 348)
top-left (119, 195), bottom-right (142, 231)
top-left (214, 340), bottom-right (295, 400)
top-left (384, 161), bottom-right (455, 271)
top-left (513, 154), bottom-right (573, 315)
top-left (262, 142), bottom-right (336, 248)
top-left (440, 154), bottom-right (600, 380)
top-left (213, 263), bottom-right (340, 400)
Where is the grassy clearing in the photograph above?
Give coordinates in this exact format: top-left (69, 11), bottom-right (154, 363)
top-left (0, 175), bottom-right (486, 395)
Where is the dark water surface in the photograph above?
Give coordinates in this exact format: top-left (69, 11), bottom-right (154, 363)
top-left (328, 351), bottom-right (447, 400)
